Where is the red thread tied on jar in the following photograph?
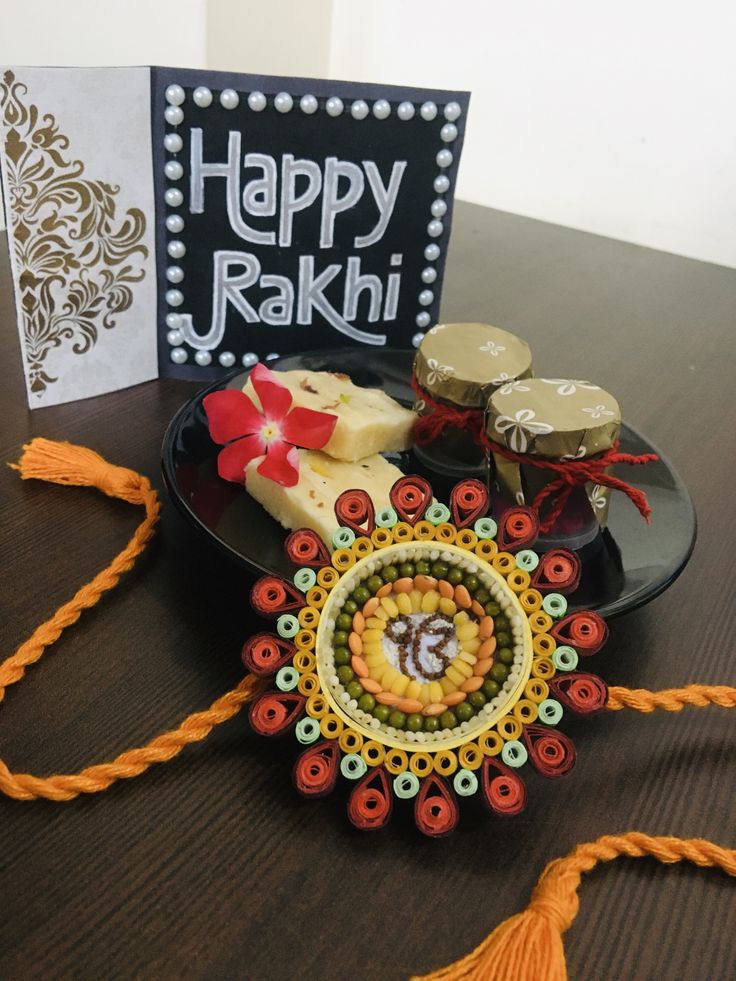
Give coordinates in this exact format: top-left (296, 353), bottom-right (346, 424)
top-left (548, 673), bottom-right (608, 714)
top-left (250, 575), bottom-right (304, 616)
top-left (481, 757), bottom-right (527, 817)
top-left (522, 724), bottom-right (576, 778)
top-left (390, 475), bottom-right (433, 526)
top-left (249, 691), bottom-right (305, 736)
top-left (334, 488), bottom-right (375, 536)
top-left (532, 549), bottom-right (581, 594)
top-left (414, 774), bottom-right (459, 837)
top-left (450, 478), bottom-right (490, 529)
top-left (293, 740), bottom-right (340, 798)
top-left (241, 633), bottom-right (296, 676)
top-left (284, 528), bottom-right (331, 567)
top-left (551, 611), bottom-right (608, 655)
top-left (347, 767), bottom-right (393, 831)
top-left (497, 505), bottom-right (540, 552)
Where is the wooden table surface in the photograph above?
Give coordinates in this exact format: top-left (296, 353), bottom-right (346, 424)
top-left (0, 202), bottom-right (734, 980)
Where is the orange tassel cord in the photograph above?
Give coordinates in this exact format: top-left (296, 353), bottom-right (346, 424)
top-left (0, 438), bottom-right (263, 801)
top-left (410, 832), bottom-right (736, 981)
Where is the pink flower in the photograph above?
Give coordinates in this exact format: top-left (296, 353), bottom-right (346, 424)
top-left (203, 363), bottom-right (337, 487)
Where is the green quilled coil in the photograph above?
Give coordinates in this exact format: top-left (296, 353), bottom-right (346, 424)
top-left (295, 718), bottom-right (321, 745)
top-left (501, 739), bottom-right (528, 768)
top-left (276, 614), bottom-right (300, 638)
top-left (425, 502), bottom-right (451, 525)
top-left (553, 645), bottom-right (579, 671)
top-left (542, 593), bottom-right (568, 618)
top-left (276, 666), bottom-right (299, 692)
top-left (515, 549), bottom-right (540, 571)
top-left (375, 506), bottom-right (399, 528)
top-left (453, 768), bottom-right (479, 797)
top-left (341, 753), bottom-right (368, 780)
top-left (474, 516), bottom-right (497, 540)
top-left (538, 698), bottom-right (564, 725)
top-left (393, 772), bottom-right (420, 799)
top-left (293, 567), bottom-right (317, 593)
top-left (332, 526), bottom-right (356, 549)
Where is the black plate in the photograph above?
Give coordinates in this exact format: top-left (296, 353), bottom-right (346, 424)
top-left (162, 348), bottom-right (696, 618)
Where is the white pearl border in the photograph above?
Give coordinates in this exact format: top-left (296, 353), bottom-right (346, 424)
top-left (163, 84), bottom-right (462, 363)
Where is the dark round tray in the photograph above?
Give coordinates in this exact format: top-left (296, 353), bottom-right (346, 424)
top-left (162, 347), bottom-right (696, 618)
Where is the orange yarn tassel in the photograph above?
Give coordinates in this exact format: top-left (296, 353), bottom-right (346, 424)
top-left (1, 438), bottom-right (262, 801)
top-left (411, 833), bottom-right (736, 981)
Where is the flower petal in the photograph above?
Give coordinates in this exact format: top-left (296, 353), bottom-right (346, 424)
top-left (281, 406), bottom-right (338, 450)
top-left (216, 434), bottom-right (265, 482)
top-left (250, 363), bottom-right (292, 422)
top-left (204, 389), bottom-right (263, 444)
top-left (257, 442), bottom-right (300, 487)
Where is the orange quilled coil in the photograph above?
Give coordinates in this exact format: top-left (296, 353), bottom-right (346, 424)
top-left (390, 474), bottom-right (433, 525)
top-left (241, 633), bottom-right (296, 676)
top-left (334, 488), bottom-right (376, 536)
top-left (249, 691), bottom-right (305, 737)
top-left (293, 740), bottom-right (340, 798)
top-left (250, 576), bottom-right (304, 617)
top-left (450, 478), bottom-right (490, 529)
top-left (284, 528), bottom-right (331, 567)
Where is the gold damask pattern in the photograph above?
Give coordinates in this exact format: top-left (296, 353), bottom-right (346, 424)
top-left (0, 70), bottom-right (148, 395)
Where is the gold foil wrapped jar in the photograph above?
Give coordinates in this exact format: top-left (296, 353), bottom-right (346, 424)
top-left (413, 323), bottom-right (533, 477)
top-left (486, 378), bottom-right (621, 550)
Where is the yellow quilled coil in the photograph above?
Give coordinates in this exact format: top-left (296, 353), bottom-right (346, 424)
top-left (492, 552), bottom-right (516, 574)
top-left (293, 649), bottom-right (316, 673)
top-left (458, 742), bottom-right (483, 770)
top-left (519, 588), bottom-right (543, 613)
top-left (529, 610), bottom-right (554, 634)
top-left (331, 548), bottom-right (355, 572)
top-left (371, 527), bottom-right (393, 548)
top-left (478, 730), bottom-right (503, 756)
top-left (506, 569), bottom-right (530, 593)
top-left (298, 606), bottom-right (320, 629)
top-left (305, 585), bottom-right (327, 609)
top-left (433, 749), bottom-right (458, 776)
top-left (339, 729), bottom-right (364, 754)
top-left (413, 520), bottom-right (436, 541)
top-left (384, 748), bottom-right (409, 774)
top-left (392, 521), bottom-right (414, 543)
top-left (306, 692), bottom-right (329, 718)
top-left (533, 633), bottom-right (556, 657)
top-left (474, 539), bottom-right (498, 560)
top-left (456, 529), bottom-right (478, 551)
top-left (524, 678), bottom-right (549, 703)
top-left (297, 673), bottom-right (320, 696)
top-left (352, 536), bottom-right (374, 558)
top-left (435, 523), bottom-right (456, 544)
top-left (513, 698), bottom-right (539, 724)
top-left (409, 752), bottom-right (433, 776)
top-left (497, 715), bottom-right (523, 741)
top-left (294, 630), bottom-right (316, 652)
top-left (361, 740), bottom-right (386, 767)
top-left (317, 566), bottom-right (340, 589)
top-left (320, 713), bottom-right (344, 739)
top-left (531, 657), bottom-right (555, 680)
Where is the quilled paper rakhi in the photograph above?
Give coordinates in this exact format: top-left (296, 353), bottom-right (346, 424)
top-left (1, 439), bottom-right (735, 981)
top-left (245, 475), bottom-right (607, 835)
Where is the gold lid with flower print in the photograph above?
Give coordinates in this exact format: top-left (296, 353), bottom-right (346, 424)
top-left (414, 323), bottom-right (533, 408)
top-left (486, 378), bottom-right (621, 527)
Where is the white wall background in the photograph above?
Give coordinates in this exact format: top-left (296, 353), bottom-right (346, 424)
top-left (1, 0), bottom-right (735, 268)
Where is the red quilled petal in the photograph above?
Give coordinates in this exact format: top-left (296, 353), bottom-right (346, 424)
top-left (256, 442), bottom-right (300, 487)
top-left (203, 388), bottom-right (264, 443)
top-left (281, 406), bottom-right (338, 449)
top-left (216, 435), bottom-right (265, 482)
top-left (250, 362), bottom-right (292, 422)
